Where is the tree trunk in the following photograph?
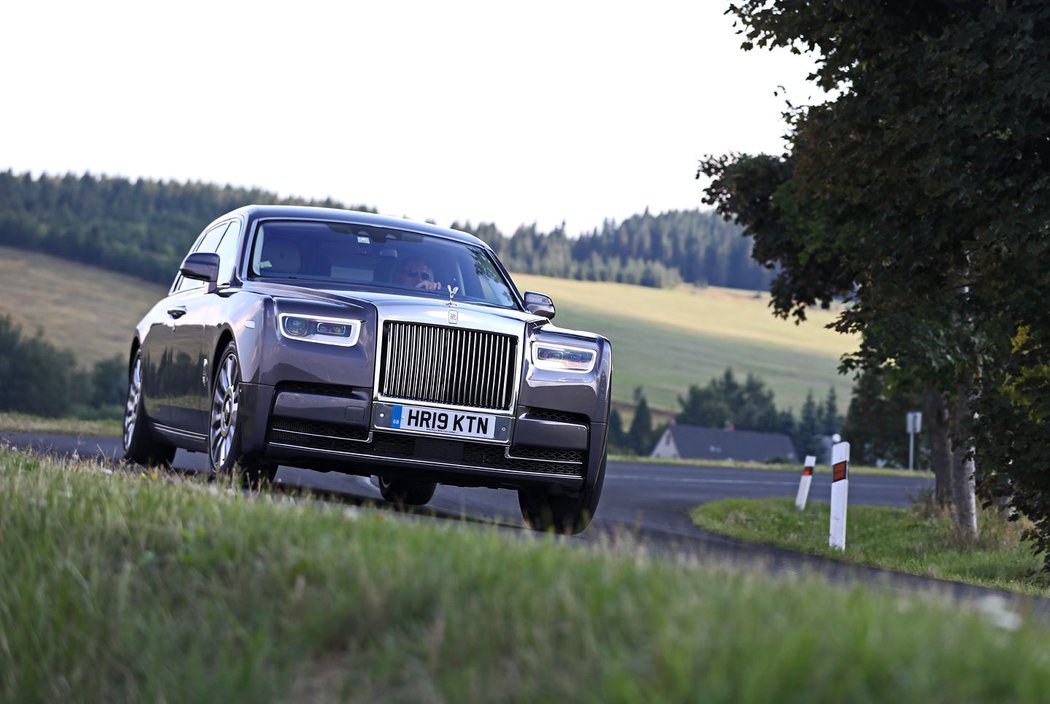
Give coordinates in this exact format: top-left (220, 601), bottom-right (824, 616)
top-left (923, 386), bottom-right (952, 506)
top-left (949, 392), bottom-right (979, 544)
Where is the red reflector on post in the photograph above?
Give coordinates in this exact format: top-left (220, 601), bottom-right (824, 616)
top-left (832, 461), bottom-right (848, 482)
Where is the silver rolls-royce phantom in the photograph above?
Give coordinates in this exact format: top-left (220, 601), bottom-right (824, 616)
top-left (123, 205), bottom-right (612, 533)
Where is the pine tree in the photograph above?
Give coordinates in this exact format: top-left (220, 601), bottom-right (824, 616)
top-left (608, 408), bottom-right (628, 454)
top-left (628, 387), bottom-right (654, 455)
top-left (820, 387), bottom-right (840, 436)
top-left (795, 391), bottom-right (822, 459)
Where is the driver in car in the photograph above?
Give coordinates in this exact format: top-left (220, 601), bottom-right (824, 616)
top-left (397, 258), bottom-right (444, 291)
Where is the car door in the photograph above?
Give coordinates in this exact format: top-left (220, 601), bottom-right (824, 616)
top-left (186, 218), bottom-right (244, 434)
top-left (162, 220), bottom-right (234, 435)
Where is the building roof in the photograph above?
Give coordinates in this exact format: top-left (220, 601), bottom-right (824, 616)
top-left (658, 424), bottom-right (797, 463)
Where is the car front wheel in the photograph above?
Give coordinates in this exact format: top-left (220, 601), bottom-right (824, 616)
top-left (123, 349), bottom-right (176, 468)
top-left (210, 342), bottom-right (276, 486)
top-left (518, 456), bottom-right (605, 534)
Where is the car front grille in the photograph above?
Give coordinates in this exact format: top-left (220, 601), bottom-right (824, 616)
top-left (379, 321), bottom-right (517, 411)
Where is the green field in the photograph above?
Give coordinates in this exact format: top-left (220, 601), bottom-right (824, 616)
top-left (514, 274), bottom-right (856, 412)
top-left (0, 246), bottom-right (857, 413)
top-left (0, 245), bottom-right (166, 366)
top-left (5, 446), bottom-right (1050, 702)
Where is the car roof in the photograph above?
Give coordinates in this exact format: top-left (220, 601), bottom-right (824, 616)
top-left (215, 205), bottom-right (490, 248)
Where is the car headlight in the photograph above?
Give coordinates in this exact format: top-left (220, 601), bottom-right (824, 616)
top-left (531, 342), bottom-right (597, 373)
top-left (278, 314), bottom-right (361, 347)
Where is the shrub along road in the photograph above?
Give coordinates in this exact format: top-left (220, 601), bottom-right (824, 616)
top-left (6, 430), bottom-right (1047, 617)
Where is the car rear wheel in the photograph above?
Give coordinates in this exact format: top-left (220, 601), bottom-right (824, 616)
top-left (210, 342), bottom-right (276, 486)
top-left (379, 477), bottom-right (437, 506)
top-left (518, 456), bottom-right (605, 534)
top-left (123, 350), bottom-right (176, 468)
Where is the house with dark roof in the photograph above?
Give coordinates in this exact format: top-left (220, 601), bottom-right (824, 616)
top-left (651, 423), bottom-right (797, 463)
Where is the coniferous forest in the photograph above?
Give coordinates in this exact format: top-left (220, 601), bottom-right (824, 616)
top-left (0, 170), bottom-right (772, 291)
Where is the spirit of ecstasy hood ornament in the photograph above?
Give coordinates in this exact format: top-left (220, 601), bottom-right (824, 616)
top-left (447, 284), bottom-right (460, 324)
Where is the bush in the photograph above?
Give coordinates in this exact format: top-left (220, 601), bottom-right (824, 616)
top-left (0, 315), bottom-right (125, 418)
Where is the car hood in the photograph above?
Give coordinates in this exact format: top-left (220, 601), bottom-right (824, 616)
top-left (242, 281), bottom-right (604, 343)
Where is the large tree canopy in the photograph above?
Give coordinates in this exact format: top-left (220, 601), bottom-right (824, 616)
top-left (700, 1), bottom-right (1050, 558)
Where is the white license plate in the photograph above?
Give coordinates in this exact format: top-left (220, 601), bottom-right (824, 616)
top-left (390, 404), bottom-right (497, 439)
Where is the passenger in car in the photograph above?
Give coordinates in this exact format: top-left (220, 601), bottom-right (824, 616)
top-left (397, 257), bottom-right (444, 291)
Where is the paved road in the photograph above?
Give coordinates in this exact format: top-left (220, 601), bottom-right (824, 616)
top-left (5, 430), bottom-right (1048, 618)
top-left (0, 430), bottom-right (928, 532)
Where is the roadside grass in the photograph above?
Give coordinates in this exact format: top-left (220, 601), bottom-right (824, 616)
top-left (0, 412), bottom-right (122, 438)
top-left (4, 447), bottom-right (1050, 702)
top-left (691, 497), bottom-right (1050, 596)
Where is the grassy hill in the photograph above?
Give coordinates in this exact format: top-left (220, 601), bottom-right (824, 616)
top-left (513, 273), bottom-right (856, 413)
top-left (0, 246), bottom-right (166, 366)
top-left (0, 245), bottom-right (856, 413)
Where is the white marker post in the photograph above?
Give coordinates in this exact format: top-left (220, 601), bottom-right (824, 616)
top-left (829, 441), bottom-right (850, 550)
top-left (794, 455), bottom-right (817, 510)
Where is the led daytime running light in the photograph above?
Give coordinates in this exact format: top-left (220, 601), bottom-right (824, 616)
top-left (278, 314), bottom-right (361, 347)
top-left (532, 342), bottom-right (596, 373)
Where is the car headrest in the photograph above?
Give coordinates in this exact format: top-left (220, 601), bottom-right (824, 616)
top-left (261, 239), bottom-right (302, 274)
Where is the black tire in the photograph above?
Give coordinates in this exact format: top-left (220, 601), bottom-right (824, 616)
top-left (518, 455), bottom-right (606, 534)
top-left (209, 342), bottom-right (277, 486)
top-left (123, 349), bottom-right (176, 468)
top-left (379, 476), bottom-right (437, 506)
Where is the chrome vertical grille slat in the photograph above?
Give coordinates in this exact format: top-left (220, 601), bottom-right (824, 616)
top-left (481, 335), bottom-right (491, 407)
top-left (497, 336), bottom-right (508, 408)
top-left (380, 321), bottom-right (517, 411)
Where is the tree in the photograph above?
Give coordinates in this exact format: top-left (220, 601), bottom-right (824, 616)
top-left (841, 370), bottom-right (928, 470)
top-left (628, 387), bottom-right (655, 455)
top-left (676, 378), bottom-right (732, 428)
top-left (701, 2), bottom-right (1050, 555)
top-left (676, 368), bottom-right (781, 433)
top-left (90, 355), bottom-right (128, 407)
top-left (795, 391), bottom-right (822, 461)
top-left (0, 316), bottom-right (78, 417)
top-left (698, 2), bottom-right (1044, 545)
top-left (819, 387), bottom-right (840, 437)
top-left (608, 408), bottom-right (629, 455)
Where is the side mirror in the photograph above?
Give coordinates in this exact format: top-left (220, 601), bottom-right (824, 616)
top-left (524, 291), bottom-right (555, 319)
top-left (180, 252), bottom-right (220, 292)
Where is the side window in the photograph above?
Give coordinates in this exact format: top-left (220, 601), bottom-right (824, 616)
top-left (214, 221), bottom-right (241, 285)
top-left (197, 221), bottom-right (231, 254)
top-left (174, 222), bottom-right (231, 293)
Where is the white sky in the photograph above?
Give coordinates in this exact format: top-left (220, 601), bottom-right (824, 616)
top-left (0, 1), bottom-right (819, 237)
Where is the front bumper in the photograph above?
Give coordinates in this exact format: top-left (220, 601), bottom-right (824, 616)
top-left (239, 382), bottom-right (606, 492)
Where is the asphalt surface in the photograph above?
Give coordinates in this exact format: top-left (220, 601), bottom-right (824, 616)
top-left (5, 430), bottom-right (1049, 620)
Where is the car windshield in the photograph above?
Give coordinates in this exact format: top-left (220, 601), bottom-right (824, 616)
top-left (248, 220), bottom-right (520, 309)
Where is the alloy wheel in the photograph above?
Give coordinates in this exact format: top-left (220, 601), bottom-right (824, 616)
top-left (124, 354), bottom-right (143, 451)
top-left (210, 351), bottom-right (240, 472)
